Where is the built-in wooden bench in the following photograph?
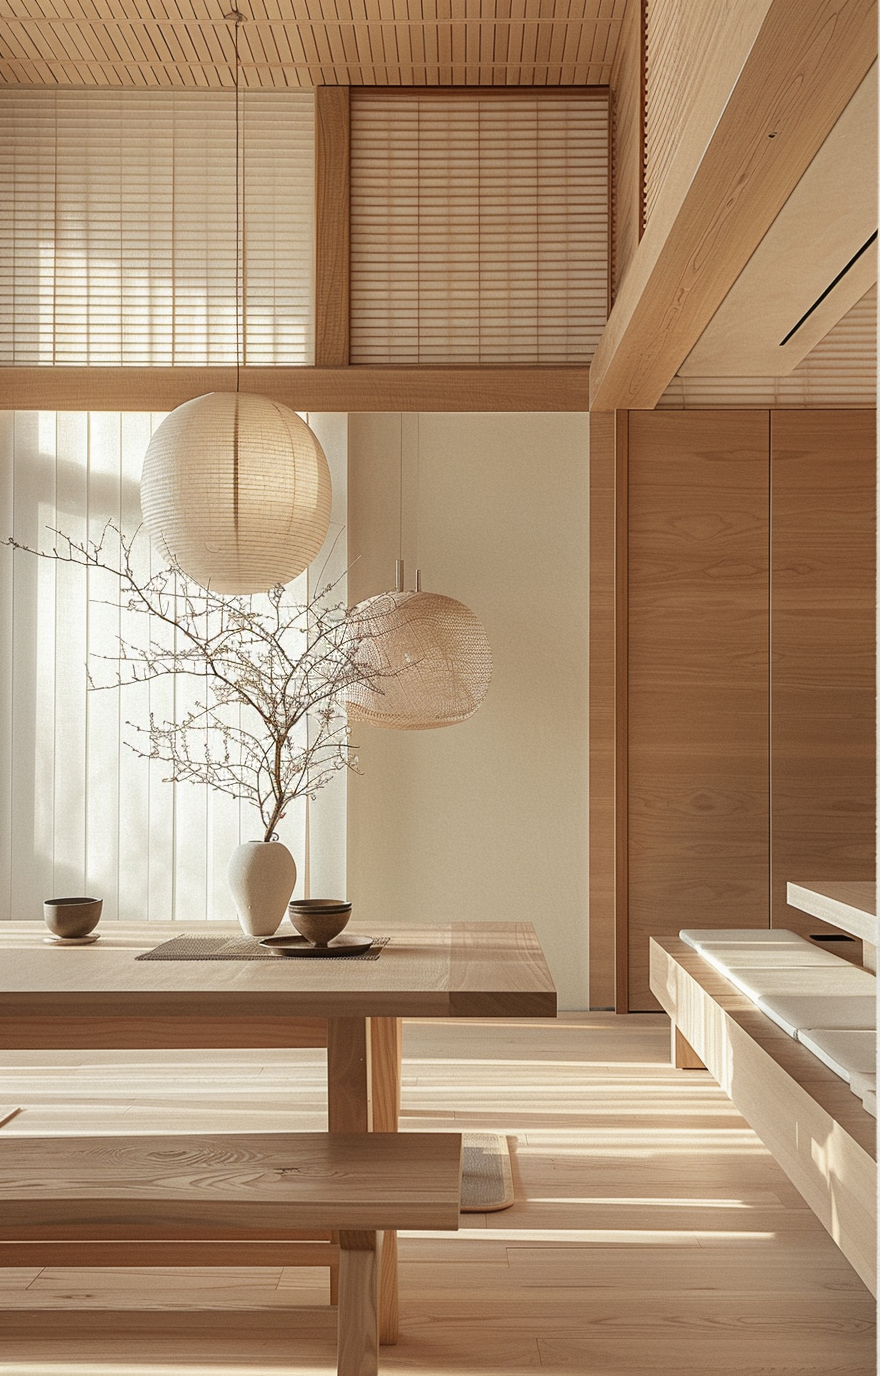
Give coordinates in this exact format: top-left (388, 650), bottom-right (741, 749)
top-left (0, 1130), bottom-right (463, 1376)
top-left (650, 936), bottom-right (877, 1296)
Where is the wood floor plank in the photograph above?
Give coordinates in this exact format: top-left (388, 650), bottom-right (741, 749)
top-left (0, 1014), bottom-right (873, 1373)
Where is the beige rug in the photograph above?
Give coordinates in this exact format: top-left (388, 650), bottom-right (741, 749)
top-left (460, 1132), bottom-right (515, 1212)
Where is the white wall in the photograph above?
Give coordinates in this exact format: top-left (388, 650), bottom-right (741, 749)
top-left (347, 412), bottom-right (590, 1009)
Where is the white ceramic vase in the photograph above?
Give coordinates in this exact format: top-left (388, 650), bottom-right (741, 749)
top-left (227, 839), bottom-right (297, 938)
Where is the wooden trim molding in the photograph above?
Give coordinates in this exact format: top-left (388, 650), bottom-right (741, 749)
top-left (613, 411), bottom-right (629, 1012)
top-left (588, 411), bottom-right (617, 1009)
top-left (0, 366), bottom-right (589, 413)
top-left (315, 86), bottom-right (351, 368)
top-left (589, 0), bottom-right (878, 410)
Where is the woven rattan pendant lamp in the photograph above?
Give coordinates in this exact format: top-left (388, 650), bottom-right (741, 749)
top-left (346, 418), bottom-right (492, 729)
top-left (346, 560), bottom-right (492, 730)
top-left (139, 12), bottom-right (331, 595)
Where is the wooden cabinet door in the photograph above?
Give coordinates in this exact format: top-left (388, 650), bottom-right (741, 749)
top-left (770, 410), bottom-right (876, 945)
top-left (626, 411), bottom-right (771, 1009)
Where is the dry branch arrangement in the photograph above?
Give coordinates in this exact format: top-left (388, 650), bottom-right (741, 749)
top-left (6, 524), bottom-right (382, 841)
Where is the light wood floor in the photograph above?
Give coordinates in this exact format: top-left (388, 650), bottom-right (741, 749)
top-left (0, 1013), bottom-right (875, 1374)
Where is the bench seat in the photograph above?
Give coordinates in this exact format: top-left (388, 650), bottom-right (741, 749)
top-left (0, 1130), bottom-right (463, 1376)
top-left (650, 936), bottom-right (876, 1296)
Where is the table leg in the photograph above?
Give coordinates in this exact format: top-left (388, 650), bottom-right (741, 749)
top-left (327, 1018), bottom-right (401, 1344)
top-left (327, 1018), bottom-right (371, 1311)
top-left (370, 1017), bottom-right (402, 1345)
top-left (327, 1017), bottom-right (372, 1133)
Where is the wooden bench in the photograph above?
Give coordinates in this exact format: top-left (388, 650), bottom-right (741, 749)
top-left (650, 936), bottom-right (877, 1296)
top-left (0, 1129), bottom-right (463, 1376)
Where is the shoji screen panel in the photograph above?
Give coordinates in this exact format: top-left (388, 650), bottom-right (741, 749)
top-left (350, 90), bottom-right (610, 364)
top-left (0, 89), bottom-right (314, 367)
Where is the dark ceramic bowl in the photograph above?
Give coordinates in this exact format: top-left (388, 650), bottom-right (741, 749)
top-left (43, 896), bottom-right (102, 939)
top-left (288, 898), bottom-right (352, 946)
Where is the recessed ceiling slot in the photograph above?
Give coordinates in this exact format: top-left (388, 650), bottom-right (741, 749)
top-left (780, 230), bottom-right (877, 346)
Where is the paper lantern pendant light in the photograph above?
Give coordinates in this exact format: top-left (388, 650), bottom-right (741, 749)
top-left (140, 392), bottom-right (332, 594)
top-left (345, 568), bottom-right (492, 730)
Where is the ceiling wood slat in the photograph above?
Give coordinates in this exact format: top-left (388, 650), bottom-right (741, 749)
top-left (0, 1), bottom-right (625, 86)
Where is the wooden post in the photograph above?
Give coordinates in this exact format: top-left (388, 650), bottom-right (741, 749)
top-left (315, 86), bottom-right (351, 367)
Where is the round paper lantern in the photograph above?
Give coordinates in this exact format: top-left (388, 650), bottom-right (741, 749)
top-left (345, 589), bottom-right (492, 730)
top-left (140, 392), bottom-right (332, 594)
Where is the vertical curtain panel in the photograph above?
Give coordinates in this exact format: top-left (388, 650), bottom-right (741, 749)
top-left (0, 89), bottom-right (315, 366)
top-left (350, 90), bottom-right (610, 364)
top-left (0, 411), bottom-right (348, 924)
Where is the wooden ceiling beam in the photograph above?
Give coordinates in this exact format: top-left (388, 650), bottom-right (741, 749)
top-left (589, 0), bottom-right (878, 412)
top-left (0, 366), bottom-right (590, 413)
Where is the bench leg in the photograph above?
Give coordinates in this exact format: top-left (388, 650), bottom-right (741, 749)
top-left (337, 1230), bottom-right (378, 1376)
top-left (672, 1024), bottom-right (706, 1070)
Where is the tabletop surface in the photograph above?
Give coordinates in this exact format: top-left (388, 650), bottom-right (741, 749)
top-left (0, 920), bottom-right (557, 1020)
top-left (786, 881), bottom-right (878, 946)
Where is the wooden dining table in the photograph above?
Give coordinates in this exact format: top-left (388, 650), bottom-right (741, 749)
top-left (0, 918), bottom-right (557, 1342)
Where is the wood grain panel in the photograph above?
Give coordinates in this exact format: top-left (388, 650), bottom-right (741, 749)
top-left (589, 0), bottom-right (878, 410)
top-left (627, 412), bottom-right (770, 1009)
top-left (609, 0), bottom-right (642, 296)
top-left (315, 86), bottom-right (351, 367)
top-left (588, 411), bottom-right (617, 1008)
top-left (770, 410), bottom-right (876, 941)
top-left (0, 365), bottom-right (590, 414)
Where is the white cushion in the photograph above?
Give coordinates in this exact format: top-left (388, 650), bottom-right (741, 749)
top-left (721, 964), bottom-right (875, 1003)
top-left (757, 993), bottom-right (876, 1038)
top-left (795, 1029), bottom-right (877, 1082)
top-left (680, 928), bottom-right (807, 951)
top-left (698, 943), bottom-right (845, 976)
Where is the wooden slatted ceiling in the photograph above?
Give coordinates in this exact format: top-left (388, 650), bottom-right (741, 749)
top-left (0, 0), bottom-right (628, 88)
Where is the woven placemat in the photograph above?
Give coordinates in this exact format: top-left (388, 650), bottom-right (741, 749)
top-left (136, 935), bottom-right (389, 962)
top-left (460, 1132), bottom-right (515, 1212)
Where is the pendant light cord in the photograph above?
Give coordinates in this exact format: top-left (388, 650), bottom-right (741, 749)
top-left (232, 11), bottom-right (243, 395)
top-left (226, 9), bottom-right (245, 536)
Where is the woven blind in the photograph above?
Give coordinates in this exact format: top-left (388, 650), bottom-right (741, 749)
top-left (350, 91), bottom-right (609, 365)
top-left (0, 88), bottom-right (314, 366)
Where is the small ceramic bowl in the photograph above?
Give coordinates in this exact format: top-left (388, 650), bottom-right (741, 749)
top-left (44, 896), bottom-right (103, 939)
top-left (288, 899), bottom-right (352, 946)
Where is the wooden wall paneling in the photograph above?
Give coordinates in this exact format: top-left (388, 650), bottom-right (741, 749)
top-left (609, 0), bottom-right (642, 297)
top-left (589, 0), bottom-right (878, 410)
top-left (588, 412), bottom-right (617, 1008)
top-left (315, 87), bottom-right (351, 368)
top-left (0, 366), bottom-right (590, 414)
top-left (626, 411), bottom-right (771, 1010)
top-left (769, 410), bottom-right (876, 940)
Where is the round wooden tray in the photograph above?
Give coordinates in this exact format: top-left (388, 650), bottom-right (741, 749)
top-left (260, 932), bottom-right (374, 957)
